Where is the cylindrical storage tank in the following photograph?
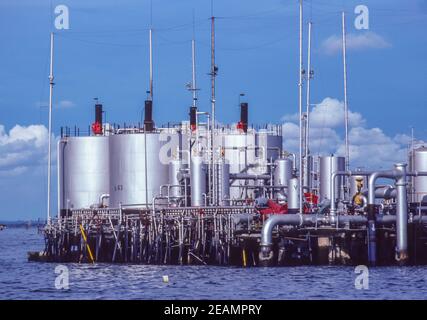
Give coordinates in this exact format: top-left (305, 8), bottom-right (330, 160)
top-left (191, 155), bottom-right (207, 206)
top-left (109, 132), bottom-right (174, 207)
top-left (411, 147), bottom-right (427, 203)
top-left (216, 159), bottom-right (230, 206)
top-left (288, 177), bottom-right (300, 213)
top-left (274, 158), bottom-right (293, 187)
top-left (169, 159), bottom-right (185, 198)
top-left (216, 131), bottom-right (257, 200)
top-left (58, 136), bottom-right (109, 211)
top-left (256, 130), bottom-right (283, 172)
top-left (319, 155), bottom-right (345, 202)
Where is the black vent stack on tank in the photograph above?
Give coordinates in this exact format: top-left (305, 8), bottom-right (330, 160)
top-left (91, 103), bottom-right (103, 135)
top-left (189, 106), bottom-right (197, 132)
top-left (240, 102), bottom-right (248, 133)
top-left (144, 100), bottom-right (155, 132)
top-left (95, 103), bottom-right (102, 125)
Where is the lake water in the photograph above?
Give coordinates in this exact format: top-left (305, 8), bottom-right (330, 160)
top-left (0, 227), bottom-right (426, 300)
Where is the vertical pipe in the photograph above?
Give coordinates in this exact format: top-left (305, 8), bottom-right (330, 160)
top-left (298, 0), bottom-right (304, 214)
top-left (395, 163), bottom-right (409, 263)
top-left (47, 32), bottom-right (55, 225)
top-left (342, 12), bottom-right (350, 173)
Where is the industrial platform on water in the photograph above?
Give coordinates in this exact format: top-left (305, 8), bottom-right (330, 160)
top-left (29, 3), bottom-right (427, 267)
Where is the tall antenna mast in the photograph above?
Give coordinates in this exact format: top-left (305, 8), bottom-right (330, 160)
top-left (191, 12), bottom-right (199, 151)
top-left (342, 11), bottom-right (350, 172)
top-left (191, 13), bottom-right (197, 108)
top-left (47, 32), bottom-right (55, 225)
top-left (298, 0), bottom-right (304, 214)
top-left (149, 29), bottom-right (153, 100)
top-left (210, 4), bottom-right (217, 205)
top-left (149, 0), bottom-right (154, 101)
top-left (304, 21), bottom-right (312, 190)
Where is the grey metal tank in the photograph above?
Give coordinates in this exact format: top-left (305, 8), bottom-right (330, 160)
top-left (256, 128), bottom-right (283, 170)
top-left (318, 155), bottom-right (345, 202)
top-left (410, 146), bottom-right (427, 203)
top-left (273, 158), bottom-right (293, 187)
top-left (190, 155), bottom-right (207, 206)
top-left (109, 131), bottom-right (179, 207)
top-left (215, 158), bottom-right (231, 206)
top-left (58, 136), bottom-right (109, 210)
top-left (288, 177), bottom-right (300, 212)
top-left (216, 130), bottom-right (257, 200)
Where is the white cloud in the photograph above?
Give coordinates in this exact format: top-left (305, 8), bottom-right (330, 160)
top-left (320, 31), bottom-right (391, 55)
top-left (282, 97), bottom-right (416, 170)
top-left (0, 124), bottom-right (51, 173)
top-left (282, 97), bottom-right (365, 128)
top-left (35, 100), bottom-right (75, 109)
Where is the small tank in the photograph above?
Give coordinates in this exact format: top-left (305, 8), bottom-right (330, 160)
top-left (319, 155), bottom-right (345, 202)
top-left (190, 155), bottom-right (207, 206)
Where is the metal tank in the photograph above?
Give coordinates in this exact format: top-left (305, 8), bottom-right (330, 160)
top-left (288, 177), bottom-right (300, 213)
top-left (109, 131), bottom-right (178, 207)
top-left (58, 136), bottom-right (109, 211)
top-left (216, 129), bottom-right (257, 200)
top-left (168, 158), bottom-right (186, 199)
top-left (215, 158), bottom-right (231, 206)
top-left (256, 129), bottom-right (283, 172)
top-left (410, 147), bottom-right (427, 203)
top-left (274, 158), bottom-right (293, 189)
top-left (190, 155), bottom-right (207, 206)
top-left (318, 155), bottom-right (345, 202)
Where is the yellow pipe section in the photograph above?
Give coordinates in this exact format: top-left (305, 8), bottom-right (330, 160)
top-left (79, 224), bottom-right (95, 264)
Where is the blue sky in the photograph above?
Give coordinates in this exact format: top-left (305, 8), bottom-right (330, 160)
top-left (0, 0), bottom-right (426, 220)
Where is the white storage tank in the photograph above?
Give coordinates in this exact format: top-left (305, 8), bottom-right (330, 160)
top-left (58, 136), bottom-right (109, 210)
top-left (109, 131), bottom-right (180, 207)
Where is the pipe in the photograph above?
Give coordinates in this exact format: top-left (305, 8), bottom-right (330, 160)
top-left (260, 213), bottom-right (370, 249)
top-left (99, 194), bottom-right (109, 208)
top-left (395, 163), bottom-right (408, 262)
top-left (229, 173), bottom-right (270, 180)
top-left (362, 186), bottom-right (397, 200)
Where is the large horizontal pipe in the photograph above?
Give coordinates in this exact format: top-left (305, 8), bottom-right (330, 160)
top-left (362, 186), bottom-right (397, 200)
top-left (259, 212), bottom-right (427, 255)
top-left (229, 173), bottom-right (270, 180)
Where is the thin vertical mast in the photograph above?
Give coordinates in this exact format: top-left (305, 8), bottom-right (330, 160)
top-left (149, 28), bottom-right (153, 101)
top-left (298, 0), bottom-right (304, 214)
top-left (210, 13), bottom-right (217, 205)
top-left (305, 21), bottom-right (312, 190)
top-left (148, 0), bottom-right (153, 101)
top-left (342, 11), bottom-right (349, 172)
top-left (191, 14), bottom-right (199, 151)
top-left (47, 32), bottom-right (55, 224)
top-left (192, 13), bottom-right (197, 108)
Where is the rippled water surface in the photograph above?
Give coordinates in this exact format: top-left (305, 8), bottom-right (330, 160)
top-left (1, 227), bottom-right (426, 300)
